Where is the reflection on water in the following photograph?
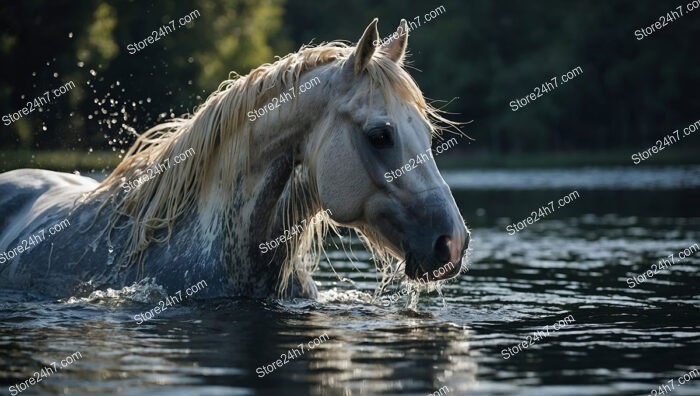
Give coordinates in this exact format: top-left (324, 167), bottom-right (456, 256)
top-left (1, 167), bottom-right (699, 395)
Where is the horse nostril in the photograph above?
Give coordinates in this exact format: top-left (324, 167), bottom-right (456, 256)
top-left (433, 235), bottom-right (452, 263)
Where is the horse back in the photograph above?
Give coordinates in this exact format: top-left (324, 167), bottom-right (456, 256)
top-left (0, 169), bottom-right (97, 244)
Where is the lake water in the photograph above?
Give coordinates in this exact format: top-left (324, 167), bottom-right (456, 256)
top-left (1, 167), bottom-right (699, 395)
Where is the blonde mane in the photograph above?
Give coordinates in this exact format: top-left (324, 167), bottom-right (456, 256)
top-left (86, 40), bottom-right (460, 296)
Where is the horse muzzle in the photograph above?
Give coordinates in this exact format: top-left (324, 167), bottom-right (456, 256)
top-left (404, 227), bottom-right (469, 282)
top-left (369, 186), bottom-right (470, 282)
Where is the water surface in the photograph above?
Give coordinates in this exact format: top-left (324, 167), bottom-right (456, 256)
top-left (1, 167), bottom-right (699, 395)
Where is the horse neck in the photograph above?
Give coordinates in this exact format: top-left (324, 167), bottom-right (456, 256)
top-left (199, 72), bottom-right (326, 296)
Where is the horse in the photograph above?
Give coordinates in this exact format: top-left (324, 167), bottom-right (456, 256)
top-left (0, 19), bottom-right (470, 299)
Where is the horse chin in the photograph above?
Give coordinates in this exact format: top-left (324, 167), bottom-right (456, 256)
top-left (404, 255), bottom-right (463, 283)
top-left (358, 224), bottom-right (466, 284)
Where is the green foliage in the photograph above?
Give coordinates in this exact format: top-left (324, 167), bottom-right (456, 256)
top-left (78, 3), bottom-right (119, 63)
top-left (0, 0), bottom-right (289, 152)
top-left (0, 0), bottom-right (698, 163)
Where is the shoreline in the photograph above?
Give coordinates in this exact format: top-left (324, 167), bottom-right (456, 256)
top-left (1, 148), bottom-right (699, 173)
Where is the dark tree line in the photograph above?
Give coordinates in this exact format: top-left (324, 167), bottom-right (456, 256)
top-left (1, 0), bottom-right (698, 157)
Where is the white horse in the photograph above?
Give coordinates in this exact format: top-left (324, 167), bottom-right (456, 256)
top-left (0, 19), bottom-right (470, 299)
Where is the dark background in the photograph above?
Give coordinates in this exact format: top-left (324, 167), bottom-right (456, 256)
top-left (0, 0), bottom-right (698, 169)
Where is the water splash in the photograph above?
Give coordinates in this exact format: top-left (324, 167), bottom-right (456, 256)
top-left (106, 244), bottom-right (115, 266)
top-left (317, 288), bottom-right (373, 304)
top-left (61, 277), bottom-right (166, 305)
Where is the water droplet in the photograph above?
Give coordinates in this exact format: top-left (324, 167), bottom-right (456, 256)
top-left (89, 69), bottom-right (97, 76)
top-left (53, 72), bottom-right (59, 78)
top-left (42, 126), bottom-right (47, 131)
top-left (68, 32), bottom-right (73, 38)
top-left (106, 245), bottom-right (115, 266)
top-left (188, 57), bottom-right (194, 63)
top-left (146, 97), bottom-right (151, 103)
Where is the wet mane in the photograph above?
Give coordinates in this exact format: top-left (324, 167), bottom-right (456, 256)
top-left (86, 40), bottom-right (457, 295)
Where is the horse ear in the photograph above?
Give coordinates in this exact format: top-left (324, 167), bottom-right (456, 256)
top-left (381, 19), bottom-right (409, 64)
top-left (352, 18), bottom-right (379, 74)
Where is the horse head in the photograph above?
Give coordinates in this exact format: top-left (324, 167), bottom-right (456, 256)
top-left (305, 19), bottom-right (470, 283)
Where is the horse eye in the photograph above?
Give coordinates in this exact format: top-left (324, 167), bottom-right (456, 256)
top-left (367, 126), bottom-right (394, 149)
